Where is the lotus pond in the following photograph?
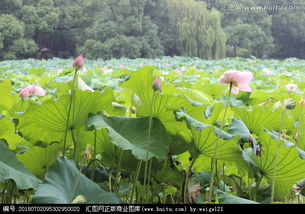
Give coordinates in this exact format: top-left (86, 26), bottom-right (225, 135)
top-left (0, 57), bottom-right (305, 204)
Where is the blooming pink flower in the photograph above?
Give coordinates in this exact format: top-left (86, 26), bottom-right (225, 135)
top-left (219, 70), bottom-right (253, 94)
top-left (152, 77), bottom-right (162, 92)
top-left (19, 86), bottom-right (32, 98)
top-left (286, 83), bottom-right (298, 92)
top-left (73, 54), bottom-right (84, 70)
top-left (19, 85), bottom-right (46, 99)
top-left (175, 68), bottom-right (181, 74)
top-left (33, 86), bottom-right (46, 96)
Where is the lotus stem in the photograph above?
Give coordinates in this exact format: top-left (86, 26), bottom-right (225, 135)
top-left (208, 83), bottom-right (232, 203)
top-left (144, 90), bottom-right (156, 202)
top-left (297, 103), bottom-right (303, 146)
top-left (71, 129), bottom-right (78, 163)
top-left (114, 149), bottom-right (124, 192)
top-left (183, 156), bottom-right (197, 203)
top-left (63, 69), bottom-right (78, 156)
top-left (91, 130), bottom-right (97, 180)
top-left (130, 160), bottom-right (142, 203)
top-left (147, 158), bottom-right (153, 193)
top-left (270, 109), bottom-right (286, 203)
top-left (252, 175), bottom-right (263, 202)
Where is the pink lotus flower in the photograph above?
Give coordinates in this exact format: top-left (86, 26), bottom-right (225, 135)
top-left (174, 68), bottom-right (181, 74)
top-left (175, 67), bottom-right (187, 74)
top-left (152, 77), bottom-right (162, 92)
top-left (219, 70), bottom-right (253, 94)
top-left (20, 85), bottom-right (46, 99)
top-left (73, 54), bottom-right (84, 70)
top-left (286, 83), bottom-right (298, 92)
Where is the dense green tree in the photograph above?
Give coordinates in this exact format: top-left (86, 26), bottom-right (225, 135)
top-left (0, 14), bottom-right (37, 60)
top-left (0, 0), bottom-right (22, 14)
top-left (0, 0), bottom-right (303, 59)
top-left (165, 0), bottom-right (226, 59)
top-left (79, 0), bottom-right (164, 59)
top-left (19, 0), bottom-right (59, 52)
top-left (207, 0), bottom-right (274, 57)
top-left (144, 0), bottom-right (177, 56)
top-left (267, 0), bottom-right (305, 58)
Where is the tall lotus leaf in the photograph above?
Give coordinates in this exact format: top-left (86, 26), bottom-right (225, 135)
top-left (203, 102), bottom-right (229, 124)
top-left (292, 100), bottom-right (305, 151)
top-left (193, 82), bottom-right (226, 99)
top-left (251, 132), bottom-right (305, 197)
top-left (8, 99), bottom-right (30, 117)
top-left (176, 110), bottom-right (242, 162)
top-left (233, 106), bottom-right (294, 135)
top-left (32, 157), bottom-right (121, 204)
top-left (87, 114), bottom-right (169, 161)
top-left (0, 80), bottom-right (18, 112)
top-left (217, 190), bottom-right (259, 204)
top-left (18, 89), bottom-right (114, 145)
top-left (0, 116), bottom-right (23, 149)
top-left (228, 119), bottom-right (252, 139)
top-left (122, 66), bottom-right (191, 141)
top-left (81, 128), bottom-right (155, 173)
top-left (0, 140), bottom-right (41, 190)
top-left (162, 85), bottom-right (213, 105)
top-left (79, 127), bottom-right (115, 158)
top-left (17, 143), bottom-right (62, 179)
top-left (78, 127), bottom-right (122, 167)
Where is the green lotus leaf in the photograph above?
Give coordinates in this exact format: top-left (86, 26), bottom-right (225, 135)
top-left (233, 106), bottom-right (294, 135)
top-left (0, 140), bottom-right (41, 190)
top-left (17, 143), bottom-right (62, 179)
top-left (0, 80), bottom-right (18, 112)
top-left (217, 190), bottom-right (259, 204)
top-left (122, 66), bottom-right (191, 142)
top-left (18, 89), bottom-right (114, 145)
top-left (176, 109), bottom-right (242, 162)
top-left (32, 157), bottom-right (121, 204)
top-left (250, 132), bottom-right (305, 197)
top-left (0, 116), bottom-right (23, 149)
top-left (87, 114), bottom-right (169, 161)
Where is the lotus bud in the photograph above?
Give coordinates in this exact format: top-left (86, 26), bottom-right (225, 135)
top-left (152, 76), bottom-right (162, 92)
top-left (73, 54), bottom-right (84, 70)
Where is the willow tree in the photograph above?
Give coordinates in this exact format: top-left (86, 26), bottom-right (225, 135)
top-left (166, 0), bottom-right (226, 59)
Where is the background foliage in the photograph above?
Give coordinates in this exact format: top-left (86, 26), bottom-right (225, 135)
top-left (0, 0), bottom-right (304, 60)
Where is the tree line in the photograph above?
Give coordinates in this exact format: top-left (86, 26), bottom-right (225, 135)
top-left (0, 0), bottom-right (304, 60)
